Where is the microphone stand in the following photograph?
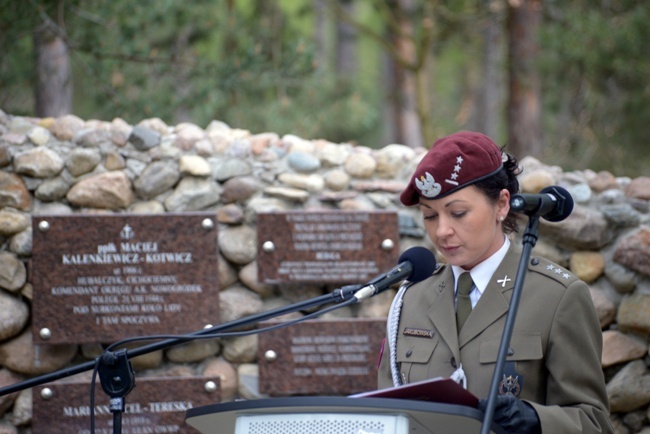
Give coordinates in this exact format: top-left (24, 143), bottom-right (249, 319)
top-left (0, 282), bottom-right (363, 434)
top-left (479, 215), bottom-right (540, 434)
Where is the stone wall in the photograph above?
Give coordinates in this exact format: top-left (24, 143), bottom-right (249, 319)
top-left (1, 110), bottom-right (650, 433)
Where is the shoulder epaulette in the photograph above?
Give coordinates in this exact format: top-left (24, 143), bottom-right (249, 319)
top-left (432, 262), bottom-right (447, 275)
top-left (527, 256), bottom-right (578, 287)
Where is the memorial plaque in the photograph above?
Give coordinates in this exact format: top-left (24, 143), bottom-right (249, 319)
top-left (257, 211), bottom-right (399, 284)
top-left (258, 318), bottom-right (385, 396)
top-left (32, 376), bottom-right (221, 434)
top-left (31, 214), bottom-right (219, 344)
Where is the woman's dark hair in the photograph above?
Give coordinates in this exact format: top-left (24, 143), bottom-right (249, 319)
top-left (473, 149), bottom-right (522, 234)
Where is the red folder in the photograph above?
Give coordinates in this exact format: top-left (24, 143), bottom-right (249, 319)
top-left (349, 377), bottom-right (479, 408)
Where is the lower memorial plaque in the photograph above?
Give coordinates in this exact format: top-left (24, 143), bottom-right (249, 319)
top-left (32, 376), bottom-right (221, 434)
top-left (31, 214), bottom-right (219, 344)
top-left (257, 210), bottom-right (399, 284)
top-left (258, 318), bottom-right (386, 396)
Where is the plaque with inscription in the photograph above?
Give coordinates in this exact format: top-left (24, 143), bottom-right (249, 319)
top-left (257, 211), bottom-right (399, 284)
top-left (31, 214), bottom-right (219, 344)
top-left (258, 318), bottom-right (385, 396)
top-left (32, 376), bottom-right (221, 434)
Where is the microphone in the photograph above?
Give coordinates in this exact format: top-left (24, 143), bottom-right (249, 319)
top-left (509, 185), bottom-right (574, 222)
top-left (353, 246), bottom-right (436, 302)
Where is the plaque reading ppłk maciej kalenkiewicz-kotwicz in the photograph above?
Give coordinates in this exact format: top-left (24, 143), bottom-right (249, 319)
top-left (31, 213), bottom-right (219, 344)
top-left (257, 210), bottom-right (399, 284)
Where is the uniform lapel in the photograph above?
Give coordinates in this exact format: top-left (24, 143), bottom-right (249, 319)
top-left (458, 248), bottom-right (520, 347)
top-left (426, 266), bottom-right (461, 363)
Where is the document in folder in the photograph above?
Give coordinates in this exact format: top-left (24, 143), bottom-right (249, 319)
top-left (349, 377), bottom-right (479, 408)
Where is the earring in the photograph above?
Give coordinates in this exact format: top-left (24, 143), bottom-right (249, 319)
top-left (499, 216), bottom-right (505, 222)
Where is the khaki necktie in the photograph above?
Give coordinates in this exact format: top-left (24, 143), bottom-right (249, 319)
top-left (456, 272), bottom-right (474, 331)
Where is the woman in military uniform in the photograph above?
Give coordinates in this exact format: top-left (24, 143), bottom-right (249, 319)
top-left (378, 131), bottom-right (613, 434)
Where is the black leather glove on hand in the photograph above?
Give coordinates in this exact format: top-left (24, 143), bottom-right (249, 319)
top-left (479, 395), bottom-right (542, 434)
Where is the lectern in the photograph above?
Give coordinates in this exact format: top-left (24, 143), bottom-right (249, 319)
top-left (185, 396), bottom-right (506, 434)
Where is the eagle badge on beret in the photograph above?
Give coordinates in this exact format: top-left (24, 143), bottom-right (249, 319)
top-left (415, 172), bottom-right (442, 198)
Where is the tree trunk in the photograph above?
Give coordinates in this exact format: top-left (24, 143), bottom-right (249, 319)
top-left (506, 0), bottom-right (542, 158)
top-left (390, 0), bottom-right (424, 148)
top-left (313, 0), bottom-right (330, 73)
top-left (335, 0), bottom-right (357, 77)
top-left (474, 0), bottom-right (504, 141)
top-left (380, 51), bottom-right (399, 145)
top-left (34, 25), bottom-right (72, 117)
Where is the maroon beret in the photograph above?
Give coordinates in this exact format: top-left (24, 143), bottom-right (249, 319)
top-left (400, 131), bottom-right (504, 206)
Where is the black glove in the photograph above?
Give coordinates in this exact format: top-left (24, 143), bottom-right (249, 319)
top-left (478, 395), bottom-right (541, 434)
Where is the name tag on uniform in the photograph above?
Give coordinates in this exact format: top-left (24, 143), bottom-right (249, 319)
top-left (403, 328), bottom-right (435, 338)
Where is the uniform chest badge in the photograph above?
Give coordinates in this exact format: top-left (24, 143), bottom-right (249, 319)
top-left (498, 361), bottom-right (522, 397)
top-left (499, 374), bottom-right (521, 397)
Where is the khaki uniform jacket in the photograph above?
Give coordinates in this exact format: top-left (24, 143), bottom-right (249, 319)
top-left (378, 247), bottom-right (613, 434)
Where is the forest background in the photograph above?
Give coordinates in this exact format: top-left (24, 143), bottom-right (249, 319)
top-left (1, 0), bottom-right (648, 177)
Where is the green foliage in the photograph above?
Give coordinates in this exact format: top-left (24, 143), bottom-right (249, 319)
top-left (0, 0), bottom-right (380, 145)
top-left (0, 1), bottom-right (39, 114)
top-left (1, 0), bottom-right (649, 175)
top-left (540, 1), bottom-right (650, 176)
top-left (229, 74), bottom-right (381, 145)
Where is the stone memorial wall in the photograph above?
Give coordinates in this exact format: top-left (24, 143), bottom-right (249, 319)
top-left (1, 110), bottom-right (650, 433)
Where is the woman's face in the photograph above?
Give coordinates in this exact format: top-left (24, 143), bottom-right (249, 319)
top-left (419, 186), bottom-right (510, 270)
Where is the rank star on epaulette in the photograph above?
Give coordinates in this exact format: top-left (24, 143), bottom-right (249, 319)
top-left (545, 263), bottom-right (571, 279)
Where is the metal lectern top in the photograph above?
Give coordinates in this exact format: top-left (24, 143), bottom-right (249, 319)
top-left (186, 396), bottom-right (506, 434)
